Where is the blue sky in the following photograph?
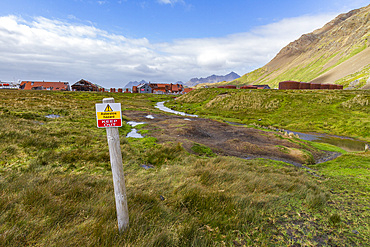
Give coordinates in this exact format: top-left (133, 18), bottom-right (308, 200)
top-left (0, 0), bottom-right (368, 87)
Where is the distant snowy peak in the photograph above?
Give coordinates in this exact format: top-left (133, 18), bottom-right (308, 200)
top-left (186, 72), bottom-right (240, 87)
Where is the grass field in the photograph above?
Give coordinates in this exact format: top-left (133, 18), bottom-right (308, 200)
top-left (168, 88), bottom-right (370, 142)
top-left (0, 89), bottom-right (369, 246)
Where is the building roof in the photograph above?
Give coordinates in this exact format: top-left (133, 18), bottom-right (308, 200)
top-left (137, 83), bottom-right (150, 88)
top-left (71, 79), bottom-right (98, 91)
top-left (170, 84), bottom-right (183, 92)
top-left (149, 83), bottom-right (169, 89)
top-left (20, 81), bottom-right (70, 91)
top-left (253, 85), bottom-right (271, 89)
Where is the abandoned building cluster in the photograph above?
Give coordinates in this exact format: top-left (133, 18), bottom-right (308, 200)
top-left (0, 79), bottom-right (194, 94)
top-left (0, 79), bottom-right (344, 92)
top-left (132, 82), bottom-right (193, 94)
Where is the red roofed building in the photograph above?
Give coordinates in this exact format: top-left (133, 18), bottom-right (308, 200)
top-left (20, 81), bottom-right (70, 91)
top-left (132, 82), bottom-right (185, 94)
top-left (252, 85), bottom-right (271, 89)
top-left (149, 83), bottom-right (184, 94)
top-left (240, 85), bottom-right (258, 89)
top-left (169, 83), bottom-right (184, 93)
top-left (71, 79), bottom-right (99, 91)
top-left (150, 83), bottom-right (170, 94)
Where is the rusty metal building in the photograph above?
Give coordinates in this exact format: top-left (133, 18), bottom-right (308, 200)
top-left (279, 81), bottom-right (301, 90)
top-left (71, 79), bottom-right (99, 91)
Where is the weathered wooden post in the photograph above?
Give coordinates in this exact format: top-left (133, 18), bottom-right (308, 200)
top-left (96, 98), bottom-right (129, 233)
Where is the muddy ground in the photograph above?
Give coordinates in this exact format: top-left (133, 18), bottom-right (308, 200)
top-left (123, 110), bottom-right (335, 166)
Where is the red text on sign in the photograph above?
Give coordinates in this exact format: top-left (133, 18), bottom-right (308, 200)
top-left (97, 119), bottom-right (122, 128)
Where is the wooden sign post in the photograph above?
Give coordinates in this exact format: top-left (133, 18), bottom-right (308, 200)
top-left (96, 98), bottom-right (129, 233)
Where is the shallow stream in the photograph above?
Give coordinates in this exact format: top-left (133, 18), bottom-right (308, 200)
top-left (155, 101), bottom-right (198, 117)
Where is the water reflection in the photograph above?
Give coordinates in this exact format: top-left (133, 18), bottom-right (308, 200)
top-left (155, 101), bottom-right (198, 117)
top-left (127, 121), bottom-right (145, 127)
top-left (225, 121), bottom-right (367, 152)
top-left (285, 130), bottom-right (367, 152)
top-left (45, 114), bottom-right (61, 118)
top-left (126, 121), bottom-right (145, 138)
top-left (126, 129), bottom-right (143, 138)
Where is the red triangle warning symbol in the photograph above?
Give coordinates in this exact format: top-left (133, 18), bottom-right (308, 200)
top-left (104, 104), bottom-right (113, 112)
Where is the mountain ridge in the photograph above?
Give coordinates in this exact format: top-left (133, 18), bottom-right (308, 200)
top-left (229, 4), bottom-right (370, 88)
top-left (124, 80), bottom-right (148, 89)
top-left (185, 72), bottom-right (240, 87)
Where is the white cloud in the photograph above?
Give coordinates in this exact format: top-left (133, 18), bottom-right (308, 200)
top-left (157, 0), bottom-right (185, 5)
top-left (0, 13), bottom-right (335, 87)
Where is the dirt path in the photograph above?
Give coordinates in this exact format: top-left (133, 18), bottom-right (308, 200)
top-left (123, 110), bottom-right (333, 166)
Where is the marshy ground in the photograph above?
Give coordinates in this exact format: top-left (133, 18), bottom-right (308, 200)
top-left (124, 110), bottom-right (332, 166)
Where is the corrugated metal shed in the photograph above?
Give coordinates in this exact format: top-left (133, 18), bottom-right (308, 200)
top-left (299, 82), bottom-right (311, 89)
top-left (279, 81), bottom-right (300, 90)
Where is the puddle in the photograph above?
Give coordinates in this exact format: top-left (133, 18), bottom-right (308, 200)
top-left (126, 129), bottom-right (143, 138)
top-left (126, 121), bottom-right (145, 138)
top-left (45, 114), bottom-right (61, 119)
top-left (285, 130), bottom-right (367, 152)
top-left (140, 164), bottom-right (154, 169)
top-left (225, 121), bottom-right (245, 126)
top-left (127, 121), bottom-right (145, 127)
top-left (155, 101), bottom-right (198, 117)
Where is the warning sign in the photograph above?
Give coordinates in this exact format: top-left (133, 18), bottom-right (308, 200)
top-left (97, 110), bottom-right (121, 119)
top-left (96, 103), bottom-right (122, 128)
top-left (105, 104), bottom-right (113, 112)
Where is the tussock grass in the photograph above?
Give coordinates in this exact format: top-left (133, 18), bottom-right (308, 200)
top-left (1, 90), bottom-right (369, 246)
top-left (170, 88), bottom-right (370, 141)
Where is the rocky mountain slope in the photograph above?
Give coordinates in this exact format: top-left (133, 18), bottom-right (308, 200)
top-left (231, 4), bottom-right (370, 88)
top-left (185, 72), bottom-right (240, 87)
